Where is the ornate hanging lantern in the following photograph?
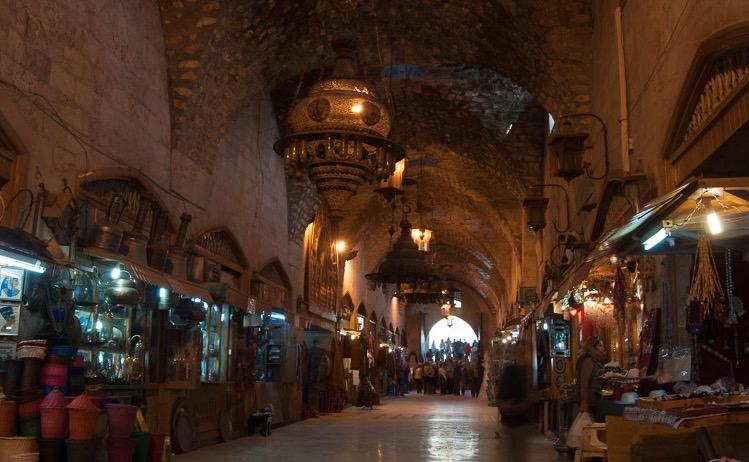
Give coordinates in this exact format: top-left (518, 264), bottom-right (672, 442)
top-left (274, 37), bottom-right (404, 222)
top-left (548, 129), bottom-right (588, 182)
top-left (366, 211), bottom-right (439, 290)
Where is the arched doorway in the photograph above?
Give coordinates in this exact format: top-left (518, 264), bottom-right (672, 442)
top-left (427, 316), bottom-right (478, 358)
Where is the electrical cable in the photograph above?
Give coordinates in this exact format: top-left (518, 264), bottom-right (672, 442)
top-left (0, 78), bottom-right (207, 211)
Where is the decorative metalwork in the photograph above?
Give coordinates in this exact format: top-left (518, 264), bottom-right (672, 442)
top-left (366, 209), bottom-right (439, 290)
top-left (548, 131), bottom-right (587, 182)
top-left (275, 37), bottom-right (404, 222)
top-left (193, 228), bottom-right (247, 268)
top-left (304, 213), bottom-right (337, 321)
top-left (685, 48), bottom-right (749, 141)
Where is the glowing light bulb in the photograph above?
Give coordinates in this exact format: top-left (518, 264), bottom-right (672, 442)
top-left (350, 103), bottom-right (363, 113)
top-left (110, 266), bottom-right (121, 279)
top-left (707, 211), bottom-right (722, 235)
top-left (542, 322), bottom-right (549, 331)
top-left (335, 241), bottom-right (346, 252)
top-left (95, 320), bottom-right (103, 331)
top-left (703, 196), bottom-right (723, 235)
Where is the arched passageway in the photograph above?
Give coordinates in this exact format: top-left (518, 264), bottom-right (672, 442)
top-left (426, 317), bottom-right (478, 354)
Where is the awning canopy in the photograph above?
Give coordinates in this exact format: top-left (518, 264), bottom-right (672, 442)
top-left (83, 246), bottom-right (214, 303)
top-left (165, 276), bottom-right (213, 303)
top-left (124, 261), bottom-right (170, 289)
top-left (587, 177), bottom-right (749, 260)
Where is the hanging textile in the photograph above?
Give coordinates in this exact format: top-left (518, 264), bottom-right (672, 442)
top-left (613, 267), bottom-right (627, 321)
top-left (328, 335), bottom-right (346, 391)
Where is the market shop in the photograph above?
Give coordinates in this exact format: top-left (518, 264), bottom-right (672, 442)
top-left (0, 173), bottom-right (303, 459)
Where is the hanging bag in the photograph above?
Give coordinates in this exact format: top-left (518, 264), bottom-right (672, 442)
top-left (567, 411), bottom-right (594, 449)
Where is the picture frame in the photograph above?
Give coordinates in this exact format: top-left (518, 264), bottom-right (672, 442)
top-left (0, 267), bottom-right (24, 301)
top-left (0, 303), bottom-right (21, 336)
top-left (0, 340), bottom-right (15, 361)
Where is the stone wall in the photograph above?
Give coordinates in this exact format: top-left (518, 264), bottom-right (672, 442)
top-left (0, 0), bottom-right (299, 299)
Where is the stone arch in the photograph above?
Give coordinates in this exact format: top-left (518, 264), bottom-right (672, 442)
top-left (75, 170), bottom-right (177, 246)
top-left (354, 302), bottom-right (368, 332)
top-left (257, 257), bottom-right (291, 290)
top-left (77, 168), bottom-right (172, 222)
top-left (341, 292), bottom-right (355, 328)
top-left (193, 226), bottom-right (248, 272)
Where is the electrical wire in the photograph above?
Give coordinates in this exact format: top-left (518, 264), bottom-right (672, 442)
top-left (0, 78), bottom-right (207, 212)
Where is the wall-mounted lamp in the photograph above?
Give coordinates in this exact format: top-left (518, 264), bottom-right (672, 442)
top-left (549, 131), bottom-right (588, 182)
top-left (523, 184), bottom-right (571, 233)
top-left (523, 186), bottom-right (550, 232)
top-left (550, 112), bottom-right (610, 182)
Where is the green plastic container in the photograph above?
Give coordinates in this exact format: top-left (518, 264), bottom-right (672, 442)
top-left (131, 431), bottom-right (150, 462)
top-left (18, 417), bottom-right (41, 436)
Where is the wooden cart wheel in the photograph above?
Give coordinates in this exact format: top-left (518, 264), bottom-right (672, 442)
top-left (171, 398), bottom-right (195, 454)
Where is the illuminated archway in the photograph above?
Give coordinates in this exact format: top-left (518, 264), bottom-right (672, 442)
top-left (427, 316), bottom-right (478, 351)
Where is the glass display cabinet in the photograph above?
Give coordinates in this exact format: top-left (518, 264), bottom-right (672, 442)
top-left (73, 267), bottom-right (147, 384)
top-left (162, 295), bottom-right (203, 388)
top-left (200, 303), bottom-right (230, 382)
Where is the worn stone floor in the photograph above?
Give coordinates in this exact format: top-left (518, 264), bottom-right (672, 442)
top-left (176, 393), bottom-right (563, 462)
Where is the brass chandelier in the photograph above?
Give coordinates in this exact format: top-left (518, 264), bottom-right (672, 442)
top-left (274, 37), bottom-right (404, 222)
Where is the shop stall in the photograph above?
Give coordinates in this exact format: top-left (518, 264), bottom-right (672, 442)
top-left (250, 264), bottom-right (302, 425)
top-left (542, 177), bottom-right (749, 459)
top-left (0, 174), bottom-right (282, 456)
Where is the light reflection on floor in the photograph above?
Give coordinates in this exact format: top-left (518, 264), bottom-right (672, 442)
top-left (176, 393), bottom-right (562, 462)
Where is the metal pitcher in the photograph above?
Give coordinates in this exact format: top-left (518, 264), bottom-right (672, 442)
top-left (90, 194), bottom-right (127, 252)
top-left (167, 213), bottom-right (192, 280)
top-left (147, 206), bottom-right (169, 271)
top-left (119, 195), bottom-right (151, 265)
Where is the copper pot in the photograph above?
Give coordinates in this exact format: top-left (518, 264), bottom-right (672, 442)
top-left (90, 194), bottom-right (127, 252)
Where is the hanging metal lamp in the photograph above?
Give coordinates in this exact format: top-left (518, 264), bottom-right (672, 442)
top-left (366, 212), bottom-right (438, 290)
top-left (274, 37), bottom-right (404, 222)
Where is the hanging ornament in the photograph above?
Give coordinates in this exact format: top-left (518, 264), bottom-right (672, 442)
top-left (689, 234), bottom-right (724, 319)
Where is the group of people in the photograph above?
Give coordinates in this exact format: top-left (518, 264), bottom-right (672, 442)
top-left (427, 338), bottom-right (479, 362)
top-left (412, 358), bottom-right (484, 397)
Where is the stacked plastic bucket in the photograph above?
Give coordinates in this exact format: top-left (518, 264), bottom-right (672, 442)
top-left (106, 404), bottom-right (137, 462)
top-left (38, 389), bottom-right (66, 462)
top-left (66, 394), bottom-right (101, 462)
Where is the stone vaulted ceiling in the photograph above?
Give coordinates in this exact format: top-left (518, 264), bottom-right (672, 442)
top-left (157, 0), bottom-right (593, 316)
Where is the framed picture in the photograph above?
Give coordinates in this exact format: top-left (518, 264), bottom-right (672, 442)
top-left (0, 340), bottom-right (15, 361)
top-left (0, 268), bottom-right (24, 300)
top-left (0, 303), bottom-right (21, 336)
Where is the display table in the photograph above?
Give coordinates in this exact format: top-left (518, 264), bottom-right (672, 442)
top-left (606, 410), bottom-right (749, 462)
